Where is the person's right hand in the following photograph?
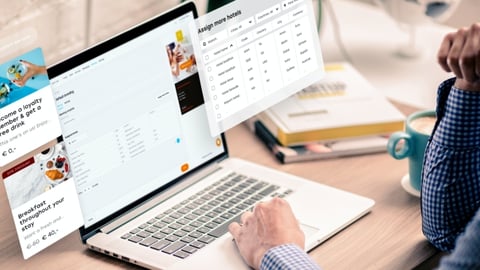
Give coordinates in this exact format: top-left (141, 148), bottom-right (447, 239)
top-left (228, 197), bottom-right (305, 270)
top-left (437, 23), bottom-right (480, 91)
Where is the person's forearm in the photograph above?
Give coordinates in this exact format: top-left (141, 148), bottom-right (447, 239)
top-left (421, 78), bottom-right (480, 251)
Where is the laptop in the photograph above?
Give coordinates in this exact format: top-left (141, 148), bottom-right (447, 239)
top-left (47, 1), bottom-right (374, 269)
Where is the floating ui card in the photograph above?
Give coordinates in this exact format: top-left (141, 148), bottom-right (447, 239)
top-left (0, 48), bottom-right (83, 259)
top-left (191, 0), bottom-right (325, 135)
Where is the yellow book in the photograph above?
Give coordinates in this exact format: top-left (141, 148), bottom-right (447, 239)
top-left (259, 62), bottom-right (405, 146)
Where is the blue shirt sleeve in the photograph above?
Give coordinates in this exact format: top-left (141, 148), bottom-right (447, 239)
top-left (421, 77), bottom-right (480, 251)
top-left (437, 207), bottom-right (480, 269)
top-left (260, 244), bottom-right (321, 270)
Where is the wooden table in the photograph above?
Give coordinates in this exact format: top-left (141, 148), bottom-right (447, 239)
top-left (0, 105), bottom-right (439, 269)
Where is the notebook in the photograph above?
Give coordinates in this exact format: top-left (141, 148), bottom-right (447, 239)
top-left (47, 2), bottom-right (375, 269)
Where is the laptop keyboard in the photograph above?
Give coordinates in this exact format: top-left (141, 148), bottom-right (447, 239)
top-left (120, 172), bottom-right (293, 259)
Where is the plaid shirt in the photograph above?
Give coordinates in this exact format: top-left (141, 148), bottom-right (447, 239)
top-left (422, 78), bottom-right (480, 252)
top-left (437, 207), bottom-right (480, 269)
top-left (261, 244), bottom-right (320, 270)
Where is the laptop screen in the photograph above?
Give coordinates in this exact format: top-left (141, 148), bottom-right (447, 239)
top-left (47, 2), bottom-right (226, 231)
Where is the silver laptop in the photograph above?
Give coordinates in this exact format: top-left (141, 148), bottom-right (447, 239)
top-left (47, 2), bottom-right (374, 269)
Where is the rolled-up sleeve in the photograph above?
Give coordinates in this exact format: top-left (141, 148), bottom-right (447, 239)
top-left (421, 78), bottom-right (480, 251)
top-left (260, 244), bottom-right (321, 270)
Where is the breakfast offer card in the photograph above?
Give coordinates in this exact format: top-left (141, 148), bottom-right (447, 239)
top-left (0, 48), bottom-right (83, 259)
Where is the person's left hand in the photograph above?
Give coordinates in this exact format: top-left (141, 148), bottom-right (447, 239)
top-left (437, 23), bottom-right (480, 91)
top-left (228, 197), bottom-right (305, 270)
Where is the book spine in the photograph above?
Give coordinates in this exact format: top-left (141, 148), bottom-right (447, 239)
top-left (253, 120), bottom-right (286, 163)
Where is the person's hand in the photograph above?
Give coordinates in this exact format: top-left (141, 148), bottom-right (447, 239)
top-left (437, 23), bottom-right (480, 92)
top-left (11, 60), bottom-right (47, 87)
top-left (228, 197), bottom-right (305, 270)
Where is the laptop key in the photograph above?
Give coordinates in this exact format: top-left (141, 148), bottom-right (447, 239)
top-left (177, 207), bottom-right (190, 215)
top-left (176, 218), bottom-right (189, 225)
top-left (228, 208), bottom-right (241, 215)
top-left (169, 212), bottom-right (182, 219)
top-left (162, 217), bottom-right (175, 224)
top-left (190, 241), bottom-right (206, 249)
top-left (181, 225), bottom-right (195, 232)
top-left (160, 227), bottom-right (175, 235)
top-left (155, 214), bottom-right (166, 220)
top-left (173, 230), bottom-right (187, 237)
top-left (251, 194), bottom-right (263, 201)
top-left (229, 198), bottom-right (241, 204)
top-left (182, 245), bottom-right (198, 254)
top-left (235, 203), bottom-right (249, 210)
top-left (201, 194), bottom-right (213, 201)
top-left (189, 221), bottom-right (202, 228)
top-left (136, 231), bottom-right (151, 238)
top-left (231, 186), bottom-right (244, 193)
top-left (213, 207), bottom-right (227, 214)
top-left (208, 213), bottom-right (242, 238)
top-left (260, 185), bottom-right (279, 196)
top-left (130, 228), bottom-right (140, 234)
top-left (172, 203), bottom-right (183, 210)
top-left (139, 237), bottom-right (158, 247)
top-left (121, 233), bottom-right (132, 239)
top-left (197, 227), bottom-right (210, 234)
top-left (220, 212), bottom-right (233, 220)
top-left (212, 217), bottom-right (226, 224)
top-left (153, 221), bottom-right (167, 229)
top-left (198, 235), bottom-right (215, 244)
top-left (206, 211), bottom-right (219, 218)
top-left (244, 199), bottom-right (257, 205)
top-left (145, 226), bottom-right (159, 233)
top-left (204, 222), bottom-right (217, 229)
top-left (152, 232), bottom-right (167, 240)
top-left (165, 235), bottom-right (179, 242)
top-left (200, 204), bottom-right (213, 211)
top-left (162, 241), bottom-right (186, 254)
top-left (246, 178), bottom-right (257, 183)
top-left (151, 239), bottom-right (171, 251)
top-left (216, 195), bottom-right (227, 201)
top-left (188, 231), bottom-right (202, 239)
top-left (163, 209), bottom-right (174, 215)
top-left (128, 235), bottom-right (143, 243)
top-left (185, 213), bottom-right (198, 220)
top-left (168, 223), bottom-right (182, 230)
top-left (180, 236), bottom-right (195, 243)
top-left (173, 250), bottom-right (190, 259)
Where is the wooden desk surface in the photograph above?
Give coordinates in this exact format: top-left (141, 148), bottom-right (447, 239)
top-left (1, 109), bottom-right (438, 269)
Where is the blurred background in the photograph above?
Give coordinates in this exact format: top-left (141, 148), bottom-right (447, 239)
top-left (0, 0), bottom-right (478, 65)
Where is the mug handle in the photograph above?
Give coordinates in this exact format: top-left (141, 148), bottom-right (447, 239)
top-left (387, 131), bottom-right (412, 160)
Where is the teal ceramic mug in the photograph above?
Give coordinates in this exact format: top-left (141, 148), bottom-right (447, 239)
top-left (387, 110), bottom-right (436, 191)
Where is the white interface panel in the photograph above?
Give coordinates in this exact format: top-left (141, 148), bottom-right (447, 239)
top-left (191, 0), bottom-right (325, 135)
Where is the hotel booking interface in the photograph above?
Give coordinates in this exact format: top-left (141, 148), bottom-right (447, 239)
top-left (192, 0), bottom-right (325, 135)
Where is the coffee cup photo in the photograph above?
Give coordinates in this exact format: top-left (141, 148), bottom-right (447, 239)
top-left (387, 110), bottom-right (436, 196)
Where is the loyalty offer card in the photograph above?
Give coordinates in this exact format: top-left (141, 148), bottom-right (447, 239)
top-left (0, 48), bottom-right (83, 259)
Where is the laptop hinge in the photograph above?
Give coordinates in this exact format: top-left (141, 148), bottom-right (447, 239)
top-left (99, 162), bottom-right (224, 234)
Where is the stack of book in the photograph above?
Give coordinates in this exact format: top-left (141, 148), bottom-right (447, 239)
top-left (247, 62), bottom-right (405, 163)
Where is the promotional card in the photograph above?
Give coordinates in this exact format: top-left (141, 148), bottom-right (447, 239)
top-left (0, 48), bottom-right (83, 259)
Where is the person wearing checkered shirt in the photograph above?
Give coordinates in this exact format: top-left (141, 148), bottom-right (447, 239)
top-left (421, 22), bottom-right (480, 269)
